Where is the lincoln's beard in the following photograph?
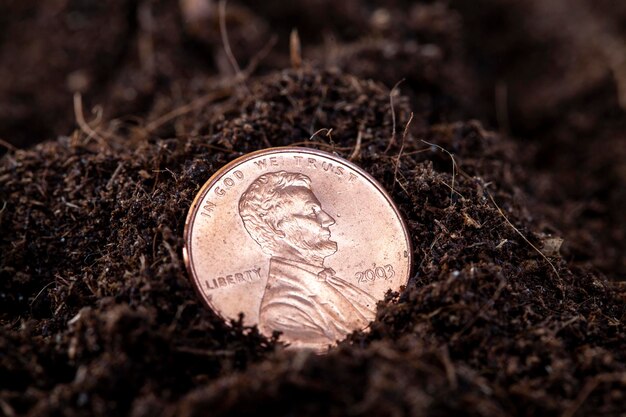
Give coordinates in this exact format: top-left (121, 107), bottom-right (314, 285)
top-left (280, 223), bottom-right (338, 265)
top-left (296, 236), bottom-right (338, 259)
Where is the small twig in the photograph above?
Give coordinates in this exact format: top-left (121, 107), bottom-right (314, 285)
top-left (309, 128), bottom-right (333, 141)
top-left (439, 180), bottom-right (465, 200)
top-left (73, 93), bottom-right (105, 143)
top-left (0, 138), bottom-right (17, 152)
top-left (554, 316), bottom-right (580, 336)
top-left (0, 397), bottom-right (16, 417)
top-left (30, 281), bottom-right (56, 306)
top-left (349, 130), bottom-right (363, 161)
top-left (395, 173), bottom-right (411, 197)
top-left (106, 162), bottom-right (124, 189)
top-left (393, 112), bottom-right (414, 188)
top-left (164, 167), bottom-right (178, 181)
top-left (390, 148), bottom-right (430, 158)
top-left (561, 373), bottom-right (626, 417)
top-left (421, 139), bottom-right (457, 205)
top-left (144, 88), bottom-right (232, 133)
top-left (430, 234), bottom-right (441, 250)
top-left (485, 188), bottom-right (561, 281)
top-left (242, 34), bottom-right (278, 78)
top-left (439, 345), bottom-right (458, 390)
top-left (563, 380), bottom-right (601, 417)
top-left (218, 0), bottom-right (247, 91)
top-left (290, 28), bottom-right (302, 69)
top-left (384, 79), bottom-right (405, 153)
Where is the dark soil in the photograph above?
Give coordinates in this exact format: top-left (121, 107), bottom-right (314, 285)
top-left (1, 1), bottom-right (625, 416)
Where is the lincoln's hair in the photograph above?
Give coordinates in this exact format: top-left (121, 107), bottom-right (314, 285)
top-left (239, 171), bottom-right (312, 254)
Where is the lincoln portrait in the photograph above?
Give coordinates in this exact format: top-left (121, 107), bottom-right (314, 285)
top-left (238, 171), bottom-right (377, 351)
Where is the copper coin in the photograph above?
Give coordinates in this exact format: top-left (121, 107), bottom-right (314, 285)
top-left (183, 147), bottom-right (411, 351)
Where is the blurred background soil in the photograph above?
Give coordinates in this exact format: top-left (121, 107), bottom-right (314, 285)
top-left (0, 0), bottom-right (625, 416)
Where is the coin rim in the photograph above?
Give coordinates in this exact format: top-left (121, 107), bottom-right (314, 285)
top-left (183, 146), bottom-right (413, 322)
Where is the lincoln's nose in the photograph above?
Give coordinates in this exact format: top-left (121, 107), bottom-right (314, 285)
top-left (317, 210), bottom-right (335, 227)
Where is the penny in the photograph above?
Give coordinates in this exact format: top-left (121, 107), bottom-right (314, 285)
top-left (183, 147), bottom-right (411, 352)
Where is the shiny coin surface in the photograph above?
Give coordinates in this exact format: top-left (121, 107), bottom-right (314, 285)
top-left (184, 147), bottom-right (411, 351)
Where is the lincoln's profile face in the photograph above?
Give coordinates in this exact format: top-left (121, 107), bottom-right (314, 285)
top-left (239, 171), bottom-right (337, 267)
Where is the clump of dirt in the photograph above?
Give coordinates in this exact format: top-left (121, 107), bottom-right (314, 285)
top-left (1, 0), bottom-right (626, 416)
